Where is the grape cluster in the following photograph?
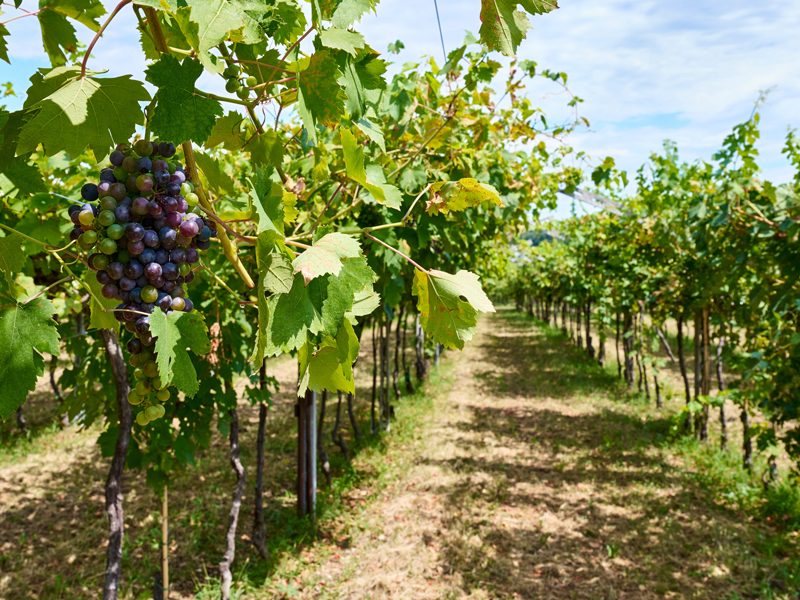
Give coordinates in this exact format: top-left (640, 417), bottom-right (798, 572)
top-left (68, 139), bottom-right (216, 425)
top-left (223, 64), bottom-right (257, 100)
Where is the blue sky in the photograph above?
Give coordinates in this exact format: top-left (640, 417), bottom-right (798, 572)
top-left (2, 0), bottom-right (799, 219)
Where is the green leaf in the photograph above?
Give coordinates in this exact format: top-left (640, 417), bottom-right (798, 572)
top-left (331, 0), bottom-right (376, 27)
top-left (18, 68), bottom-right (150, 158)
top-left (194, 150), bottom-right (236, 196)
top-left (0, 23), bottom-right (9, 63)
top-left (298, 50), bottom-right (345, 134)
top-left (0, 298), bottom-right (60, 419)
top-left (355, 117), bottom-right (385, 152)
top-left (84, 270), bottom-right (119, 332)
top-left (0, 233), bottom-right (25, 287)
top-left (206, 112), bottom-right (246, 149)
top-left (43, 0), bottom-right (105, 28)
top-left (37, 10), bottom-right (78, 67)
top-left (321, 257), bottom-right (375, 333)
top-left (427, 178), bottom-right (503, 215)
top-left (320, 27), bottom-right (365, 56)
top-left (0, 110), bottom-right (46, 195)
top-left (249, 166), bottom-right (285, 235)
top-left (145, 55), bottom-right (222, 144)
top-left (185, 0), bottom-right (263, 70)
top-left (347, 287), bottom-right (380, 320)
top-left (298, 321), bottom-right (359, 395)
top-left (249, 130), bottom-right (284, 170)
top-left (150, 308), bottom-right (211, 397)
top-left (413, 268), bottom-right (495, 349)
top-left (271, 274), bottom-right (325, 351)
top-left (293, 232), bottom-right (361, 284)
top-left (340, 128), bottom-right (400, 208)
top-left (479, 0), bottom-right (557, 55)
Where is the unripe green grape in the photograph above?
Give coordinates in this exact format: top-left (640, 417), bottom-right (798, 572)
top-left (134, 380), bottom-right (149, 395)
top-left (143, 361), bottom-right (159, 378)
top-left (113, 167), bottom-right (128, 181)
top-left (92, 253), bottom-right (110, 270)
top-left (156, 388), bottom-right (170, 402)
top-left (245, 75), bottom-right (257, 87)
top-left (128, 392), bottom-right (144, 406)
top-left (151, 376), bottom-right (163, 390)
top-left (117, 249), bottom-right (130, 263)
top-left (180, 182), bottom-right (193, 196)
top-left (97, 209), bottom-right (116, 227)
top-left (99, 196), bottom-right (117, 211)
top-left (133, 367), bottom-right (144, 380)
top-left (78, 210), bottom-right (95, 226)
top-left (107, 223), bottom-right (125, 240)
top-left (225, 78), bottom-right (241, 93)
top-left (145, 404), bottom-right (165, 420)
top-left (140, 285), bottom-right (158, 304)
top-left (134, 139), bottom-right (154, 156)
top-left (185, 192), bottom-right (199, 206)
top-left (236, 87), bottom-right (250, 100)
top-left (136, 411), bottom-right (149, 426)
top-left (223, 65), bottom-right (239, 78)
top-left (79, 230), bottom-right (98, 249)
top-left (99, 238), bottom-right (118, 255)
top-left (179, 263), bottom-right (191, 276)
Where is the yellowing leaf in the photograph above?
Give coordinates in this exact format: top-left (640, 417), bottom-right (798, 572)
top-left (427, 178), bottom-right (503, 215)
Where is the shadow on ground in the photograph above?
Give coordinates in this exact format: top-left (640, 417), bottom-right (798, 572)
top-left (428, 308), bottom-right (798, 600)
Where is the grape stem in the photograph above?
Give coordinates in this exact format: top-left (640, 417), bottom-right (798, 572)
top-left (198, 261), bottom-right (241, 299)
top-left (23, 276), bottom-right (73, 305)
top-left (182, 142), bottom-right (256, 288)
top-left (80, 0), bottom-right (132, 78)
top-left (363, 232), bottom-right (428, 273)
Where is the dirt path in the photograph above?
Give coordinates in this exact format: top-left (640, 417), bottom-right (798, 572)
top-left (279, 309), bottom-right (795, 599)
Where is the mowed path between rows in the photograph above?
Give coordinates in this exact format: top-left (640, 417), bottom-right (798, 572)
top-left (280, 309), bottom-right (790, 600)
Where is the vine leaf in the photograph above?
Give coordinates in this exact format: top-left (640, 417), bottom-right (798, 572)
top-left (297, 50), bottom-right (345, 137)
top-left (319, 27), bottom-right (365, 56)
top-left (205, 112), bottom-right (247, 149)
top-left (0, 23), bottom-right (9, 63)
top-left (331, 0), bottom-right (376, 27)
top-left (479, 0), bottom-right (558, 55)
top-left (84, 271), bottom-right (119, 333)
top-left (150, 308), bottom-right (211, 397)
top-left (0, 109), bottom-right (46, 194)
top-left (321, 257), bottom-right (376, 333)
top-left (18, 67), bottom-right (149, 158)
top-left (0, 233), bottom-right (25, 287)
top-left (293, 232), bottom-right (361, 284)
top-left (0, 298), bottom-right (60, 419)
top-left (271, 274), bottom-right (325, 351)
top-left (185, 0), bottom-right (263, 70)
top-left (341, 127), bottom-right (401, 208)
top-left (298, 321), bottom-right (359, 395)
top-left (427, 178), bottom-right (503, 215)
top-left (145, 55), bottom-right (222, 144)
top-left (37, 0), bottom-right (106, 67)
top-left (413, 268), bottom-right (495, 349)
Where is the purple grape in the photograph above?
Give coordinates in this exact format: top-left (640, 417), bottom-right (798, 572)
top-left (196, 239), bottom-right (211, 250)
top-left (176, 197), bottom-right (188, 212)
top-left (110, 182), bottom-right (127, 201)
top-left (100, 168), bottom-right (116, 183)
top-left (143, 230), bottom-right (160, 248)
top-left (170, 170), bottom-right (186, 184)
top-left (122, 155), bottom-right (138, 172)
top-left (119, 277), bottom-right (136, 292)
top-left (185, 248), bottom-right (199, 264)
top-left (172, 285), bottom-right (185, 298)
top-left (167, 183), bottom-right (181, 196)
top-left (131, 196), bottom-right (149, 216)
top-left (109, 150), bottom-right (125, 167)
top-left (160, 227), bottom-right (177, 249)
top-left (162, 280), bottom-right (175, 293)
top-left (81, 183), bottom-right (99, 201)
top-left (127, 338), bottom-right (143, 354)
top-left (124, 223), bottom-right (144, 242)
top-left (108, 262), bottom-right (124, 280)
top-left (124, 260), bottom-right (144, 280)
top-left (165, 212), bottom-right (182, 228)
top-left (162, 262), bottom-right (178, 281)
top-left (140, 248), bottom-right (156, 264)
top-left (115, 205), bottom-right (131, 223)
top-left (96, 271), bottom-right (112, 285)
top-left (176, 234), bottom-right (191, 248)
top-left (137, 157), bottom-right (152, 173)
top-left (154, 249), bottom-right (169, 264)
top-left (183, 298), bottom-right (194, 312)
top-left (153, 159), bottom-right (168, 172)
top-left (179, 220), bottom-right (198, 238)
top-left (129, 287), bottom-right (141, 303)
top-left (160, 142), bottom-right (176, 157)
top-left (154, 170), bottom-right (171, 186)
top-left (69, 228), bottom-right (82, 241)
top-left (136, 275), bottom-right (148, 287)
top-left (145, 262), bottom-right (162, 280)
top-left (157, 294), bottom-right (172, 311)
top-left (162, 196), bottom-right (178, 213)
top-left (122, 305), bottom-right (137, 322)
top-left (136, 174), bottom-right (154, 193)
top-left (152, 275), bottom-right (166, 288)
top-left (135, 317), bottom-right (150, 334)
top-left (125, 175), bottom-right (138, 193)
top-left (148, 201), bottom-right (163, 218)
top-left (127, 240), bottom-right (145, 256)
top-left (102, 283), bottom-right (120, 299)
top-left (170, 248), bottom-right (186, 264)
